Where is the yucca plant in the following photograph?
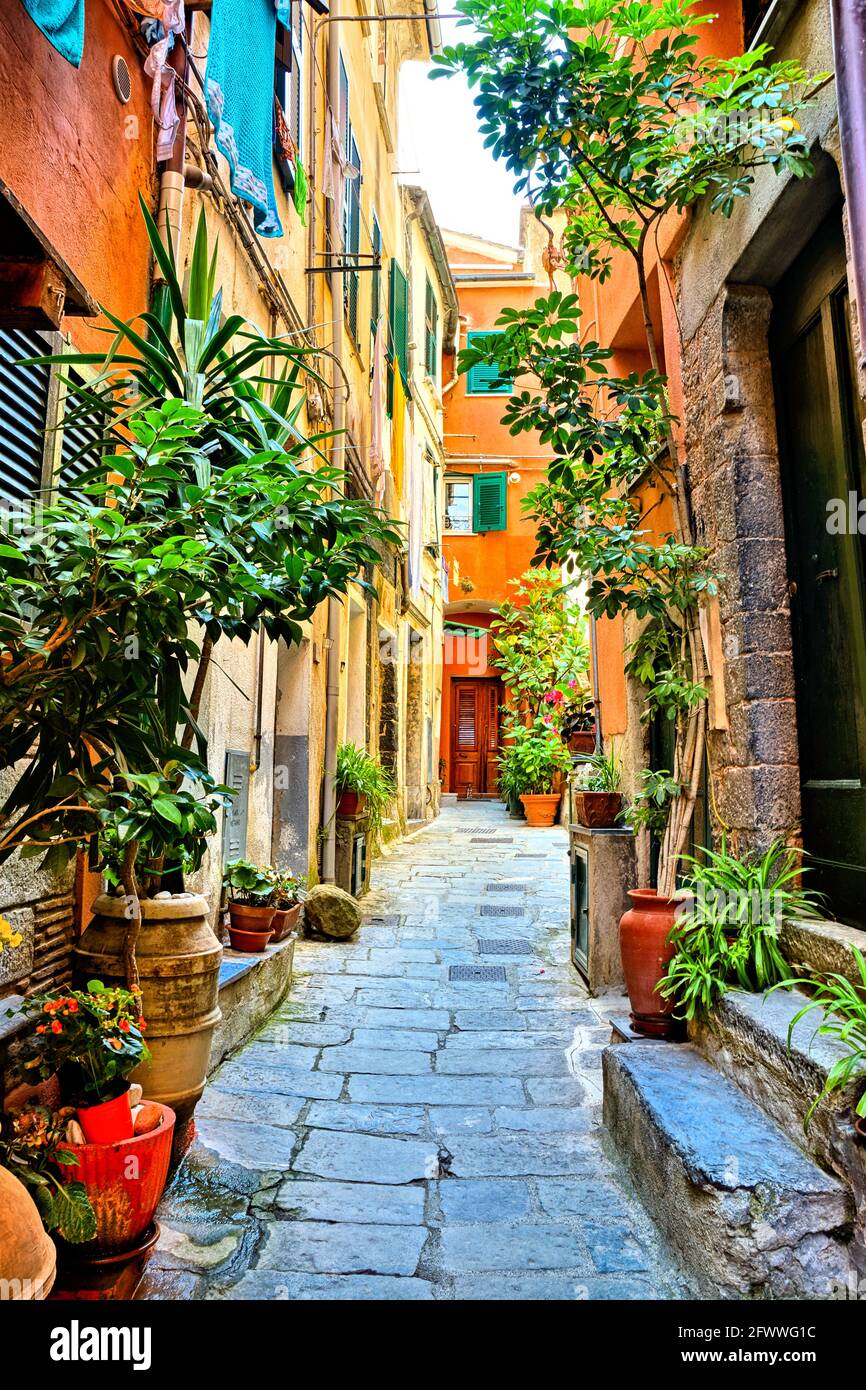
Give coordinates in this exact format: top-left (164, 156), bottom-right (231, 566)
top-left (771, 948), bottom-right (866, 1129)
top-left (659, 839), bottom-right (822, 1020)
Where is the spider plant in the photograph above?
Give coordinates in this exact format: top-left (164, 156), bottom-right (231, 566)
top-left (659, 838), bottom-right (822, 1020)
top-left (770, 947), bottom-right (866, 1129)
top-left (335, 744), bottom-right (396, 838)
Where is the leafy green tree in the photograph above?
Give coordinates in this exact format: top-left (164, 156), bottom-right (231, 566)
top-left (491, 568), bottom-right (589, 729)
top-left (437, 0), bottom-right (821, 892)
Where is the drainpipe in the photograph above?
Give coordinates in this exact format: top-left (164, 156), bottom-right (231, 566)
top-left (152, 19), bottom-right (191, 333)
top-left (321, 0), bottom-right (344, 883)
top-left (833, 0), bottom-right (866, 365)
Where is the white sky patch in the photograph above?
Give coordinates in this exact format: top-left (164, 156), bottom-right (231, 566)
top-left (398, 19), bottom-right (524, 246)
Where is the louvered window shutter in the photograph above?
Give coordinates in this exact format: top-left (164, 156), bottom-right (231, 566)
top-left (345, 136), bottom-right (361, 344)
top-left (466, 330), bottom-right (512, 395)
top-left (472, 472), bottom-right (507, 532)
top-left (0, 328), bottom-right (52, 502)
top-left (424, 278), bottom-right (438, 378)
top-left (222, 750), bottom-right (251, 861)
top-left (389, 260), bottom-right (409, 382)
top-left (370, 214), bottom-right (382, 339)
top-left (60, 369), bottom-right (103, 501)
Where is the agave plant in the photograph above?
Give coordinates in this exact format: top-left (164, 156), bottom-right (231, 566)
top-left (0, 201), bottom-right (401, 875)
top-left (770, 946), bottom-right (866, 1129)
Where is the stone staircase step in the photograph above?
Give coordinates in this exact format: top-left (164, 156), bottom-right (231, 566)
top-left (780, 916), bottom-right (864, 982)
top-left (603, 1041), bottom-right (854, 1298)
top-left (693, 987), bottom-right (866, 1162)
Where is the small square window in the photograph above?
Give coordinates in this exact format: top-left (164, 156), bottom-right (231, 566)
top-left (445, 479), bottom-right (472, 534)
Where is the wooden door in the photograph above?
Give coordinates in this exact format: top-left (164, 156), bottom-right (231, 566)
top-left (772, 214), bottom-right (866, 926)
top-left (451, 679), bottom-right (501, 797)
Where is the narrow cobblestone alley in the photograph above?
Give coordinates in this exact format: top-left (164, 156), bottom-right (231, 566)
top-left (143, 803), bottom-right (689, 1301)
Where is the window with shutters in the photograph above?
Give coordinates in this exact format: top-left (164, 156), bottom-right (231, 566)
top-left (0, 328), bottom-right (54, 503)
top-left (274, 7), bottom-right (303, 195)
top-left (370, 212), bottom-right (382, 349)
top-left (445, 478), bottom-right (472, 534)
top-left (424, 277), bottom-right (438, 381)
top-left (344, 135), bottom-right (362, 346)
top-left (387, 259), bottom-right (409, 414)
top-left (472, 471), bottom-right (507, 532)
top-left (466, 330), bottom-right (512, 395)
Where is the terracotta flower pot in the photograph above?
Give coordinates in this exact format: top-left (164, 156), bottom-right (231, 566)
top-left (337, 789), bottom-right (367, 818)
top-left (619, 889), bottom-right (691, 1039)
top-left (520, 793), bottom-right (561, 827)
top-left (0, 1167), bottom-right (56, 1299)
top-left (59, 1103), bottom-right (175, 1257)
top-left (270, 902), bottom-right (302, 942)
top-left (568, 730), bottom-right (596, 755)
top-left (855, 1115), bottom-right (866, 1143)
top-left (74, 894), bottom-right (221, 1153)
top-left (227, 900), bottom-right (275, 952)
top-left (573, 790), bottom-right (623, 829)
top-left (77, 1089), bottom-right (134, 1145)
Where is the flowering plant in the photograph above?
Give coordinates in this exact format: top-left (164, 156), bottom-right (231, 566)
top-left (0, 1104), bottom-right (96, 1242)
top-left (0, 913), bottom-right (23, 954)
top-left (16, 980), bottom-right (150, 1104)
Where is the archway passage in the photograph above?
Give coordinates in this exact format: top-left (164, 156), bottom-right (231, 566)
top-left (772, 211), bottom-right (866, 926)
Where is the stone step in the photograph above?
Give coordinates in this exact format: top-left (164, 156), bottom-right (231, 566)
top-left (780, 916), bottom-right (864, 982)
top-left (603, 1041), bottom-right (855, 1298)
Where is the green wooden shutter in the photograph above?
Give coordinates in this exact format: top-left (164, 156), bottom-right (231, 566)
top-left (345, 135), bottom-right (361, 344)
top-left (466, 330), bottom-right (511, 395)
top-left (473, 472), bottom-right (507, 532)
top-left (387, 259), bottom-right (409, 413)
top-left (370, 213), bottom-right (382, 336)
top-left (424, 277), bottom-right (438, 377)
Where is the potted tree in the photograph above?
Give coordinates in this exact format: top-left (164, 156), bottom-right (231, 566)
top-left (512, 719), bottom-right (572, 827)
top-left (17, 980), bottom-right (150, 1144)
top-left (335, 743), bottom-right (396, 837)
top-left (223, 860), bottom-right (277, 951)
top-left (269, 869), bottom-right (306, 942)
top-left (571, 746), bottom-right (623, 828)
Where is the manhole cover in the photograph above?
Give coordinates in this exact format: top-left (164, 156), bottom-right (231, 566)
top-left (449, 964), bottom-right (508, 983)
top-left (478, 904), bottom-right (525, 917)
top-left (471, 837), bottom-right (513, 844)
top-left (486, 883), bottom-right (524, 892)
top-left (478, 938), bottom-right (534, 955)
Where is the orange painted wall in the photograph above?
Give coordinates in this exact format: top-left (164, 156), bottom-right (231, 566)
top-left (0, 2), bottom-right (156, 351)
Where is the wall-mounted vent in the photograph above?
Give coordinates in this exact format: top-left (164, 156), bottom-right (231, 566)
top-left (111, 55), bottom-right (132, 105)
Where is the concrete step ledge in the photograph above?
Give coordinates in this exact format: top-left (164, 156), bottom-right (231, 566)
top-left (603, 1042), bottom-right (855, 1298)
top-left (781, 916), bottom-right (865, 982)
top-left (208, 935), bottom-right (295, 1074)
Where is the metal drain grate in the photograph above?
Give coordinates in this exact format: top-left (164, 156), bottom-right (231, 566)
top-left (478, 904), bottom-right (525, 917)
top-left (363, 914), bottom-right (404, 929)
top-left (471, 837), bottom-right (513, 844)
top-left (449, 963), bottom-right (508, 983)
top-left (478, 938), bottom-right (534, 955)
top-left (486, 882), bottom-right (524, 892)
top-left (516, 852), bottom-right (545, 858)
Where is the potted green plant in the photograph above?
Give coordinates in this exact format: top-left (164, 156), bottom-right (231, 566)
top-left (498, 744), bottom-right (527, 819)
top-left (335, 743), bottom-right (396, 836)
top-left (223, 860), bottom-right (277, 951)
top-left (17, 981), bottom-right (150, 1144)
top-left (571, 745), bottom-right (623, 828)
top-left (510, 719), bottom-right (572, 827)
top-left (269, 868), bottom-right (307, 942)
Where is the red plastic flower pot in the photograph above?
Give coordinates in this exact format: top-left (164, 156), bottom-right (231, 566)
top-left (59, 1102), bottom-right (175, 1257)
top-left (77, 1090), bottom-right (134, 1145)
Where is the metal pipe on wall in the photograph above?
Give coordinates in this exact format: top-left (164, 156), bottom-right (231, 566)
top-left (321, 0), bottom-right (344, 884)
top-left (833, 0), bottom-right (866, 365)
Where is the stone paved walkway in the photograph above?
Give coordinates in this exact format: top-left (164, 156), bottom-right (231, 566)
top-left (142, 801), bottom-right (689, 1300)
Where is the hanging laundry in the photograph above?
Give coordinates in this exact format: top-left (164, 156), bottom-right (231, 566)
top-left (136, 2), bottom-right (186, 163)
top-left (322, 109), bottom-right (360, 212)
top-left (370, 318), bottom-right (386, 501)
top-left (21, 0), bottom-right (84, 66)
top-left (205, 0), bottom-right (291, 238)
top-left (407, 439), bottom-right (424, 600)
top-left (293, 154), bottom-right (308, 226)
top-left (273, 94), bottom-right (297, 167)
top-left (390, 362), bottom-right (407, 502)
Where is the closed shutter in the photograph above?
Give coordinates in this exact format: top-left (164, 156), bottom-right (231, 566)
top-left (424, 278), bottom-right (438, 378)
top-left (60, 370), bottom-right (103, 500)
top-left (0, 328), bottom-right (52, 502)
top-left (370, 213), bottom-right (382, 338)
top-left (473, 472), bottom-right (507, 532)
top-left (466, 330), bottom-right (511, 395)
top-left (457, 688), bottom-right (477, 748)
top-left (222, 749), bottom-right (251, 861)
top-left (387, 259), bottom-right (409, 412)
top-left (345, 135), bottom-right (361, 344)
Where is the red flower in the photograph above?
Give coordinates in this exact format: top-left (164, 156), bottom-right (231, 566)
top-left (36, 1024), bottom-right (46, 1034)
top-left (50, 1020), bottom-right (63, 1034)
top-left (119, 1018), bottom-right (131, 1034)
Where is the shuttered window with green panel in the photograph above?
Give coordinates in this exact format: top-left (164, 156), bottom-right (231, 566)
top-left (465, 330), bottom-right (512, 395)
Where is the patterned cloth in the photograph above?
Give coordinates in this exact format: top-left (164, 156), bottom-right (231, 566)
top-left (21, 0), bottom-right (84, 66)
top-left (205, 0), bottom-right (290, 238)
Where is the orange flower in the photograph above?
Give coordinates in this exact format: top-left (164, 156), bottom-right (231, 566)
top-left (50, 1020), bottom-right (63, 1034)
top-left (36, 1024), bottom-right (46, 1034)
top-left (109, 1038), bottom-right (122, 1051)
top-left (119, 1018), bottom-right (131, 1033)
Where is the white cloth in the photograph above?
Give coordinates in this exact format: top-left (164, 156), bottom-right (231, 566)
top-left (136, 1), bottom-right (186, 162)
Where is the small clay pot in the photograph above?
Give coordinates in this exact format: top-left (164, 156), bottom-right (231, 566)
top-left (520, 793), bottom-right (561, 827)
top-left (337, 789), bottom-right (367, 818)
top-left (270, 902), bottom-right (302, 942)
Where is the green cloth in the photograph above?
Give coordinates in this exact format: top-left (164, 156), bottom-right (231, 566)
top-left (293, 156), bottom-right (308, 227)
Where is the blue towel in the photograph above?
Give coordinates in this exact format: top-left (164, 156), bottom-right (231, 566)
top-left (206, 0), bottom-right (291, 239)
top-left (22, 0), bottom-right (85, 66)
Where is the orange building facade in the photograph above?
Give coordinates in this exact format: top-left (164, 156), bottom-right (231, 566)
top-left (438, 215), bottom-right (551, 796)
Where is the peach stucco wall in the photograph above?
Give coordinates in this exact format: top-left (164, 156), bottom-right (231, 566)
top-left (0, 1), bottom-right (156, 351)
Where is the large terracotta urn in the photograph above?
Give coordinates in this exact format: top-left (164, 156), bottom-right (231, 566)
top-left (619, 889), bottom-right (691, 1038)
top-left (74, 894), bottom-right (221, 1147)
top-left (0, 1166), bottom-right (56, 1299)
